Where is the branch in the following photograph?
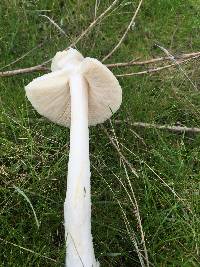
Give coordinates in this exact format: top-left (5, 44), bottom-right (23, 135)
top-left (115, 120), bottom-right (200, 133)
top-left (106, 51), bottom-right (200, 68)
top-left (0, 51), bottom-right (199, 78)
top-left (116, 55), bottom-right (200, 77)
top-left (0, 65), bottom-right (49, 77)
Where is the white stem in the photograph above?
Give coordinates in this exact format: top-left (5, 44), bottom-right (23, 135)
top-left (64, 73), bottom-right (99, 267)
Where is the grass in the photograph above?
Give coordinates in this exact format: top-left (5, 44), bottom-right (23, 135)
top-left (0, 0), bottom-right (200, 266)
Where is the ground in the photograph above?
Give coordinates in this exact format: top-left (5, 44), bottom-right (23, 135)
top-left (0, 0), bottom-right (200, 266)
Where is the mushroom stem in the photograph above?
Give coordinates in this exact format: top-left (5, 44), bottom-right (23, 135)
top-left (64, 73), bottom-right (99, 267)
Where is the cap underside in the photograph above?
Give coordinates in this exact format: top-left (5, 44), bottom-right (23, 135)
top-left (25, 55), bottom-right (122, 127)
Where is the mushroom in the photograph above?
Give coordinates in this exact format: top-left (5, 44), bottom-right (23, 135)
top-left (25, 48), bottom-right (122, 267)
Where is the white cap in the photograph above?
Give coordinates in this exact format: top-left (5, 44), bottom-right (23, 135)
top-left (25, 48), bottom-right (122, 127)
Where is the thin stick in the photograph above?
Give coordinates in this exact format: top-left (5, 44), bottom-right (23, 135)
top-left (0, 65), bottom-right (49, 77)
top-left (1, 51), bottom-right (199, 78)
top-left (116, 55), bottom-right (200, 77)
top-left (102, 0), bottom-right (143, 62)
top-left (0, 13), bottom-right (71, 72)
top-left (106, 51), bottom-right (200, 68)
top-left (115, 120), bottom-right (200, 133)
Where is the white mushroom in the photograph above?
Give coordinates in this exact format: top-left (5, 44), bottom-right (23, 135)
top-left (25, 48), bottom-right (122, 267)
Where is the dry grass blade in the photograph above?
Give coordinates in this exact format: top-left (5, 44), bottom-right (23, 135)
top-left (156, 44), bottom-right (198, 91)
top-left (101, 125), bottom-right (139, 178)
top-left (40, 15), bottom-right (68, 37)
top-left (0, 43), bottom-right (44, 71)
top-left (0, 237), bottom-right (58, 263)
top-left (102, 0), bottom-right (143, 62)
top-left (108, 121), bottom-right (149, 267)
top-left (100, 124), bottom-right (150, 266)
top-left (121, 144), bottom-right (193, 213)
top-left (66, 232), bottom-right (85, 267)
top-left (70, 0), bottom-right (120, 47)
top-left (92, 164), bottom-right (146, 267)
top-left (122, 162), bottom-right (150, 267)
top-left (13, 185), bottom-right (40, 229)
top-left (94, 0), bottom-right (101, 19)
top-left (143, 162), bottom-right (192, 213)
top-left (0, 0), bottom-right (120, 77)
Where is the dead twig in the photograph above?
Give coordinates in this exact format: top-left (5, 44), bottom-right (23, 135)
top-left (0, 65), bottom-right (49, 77)
top-left (102, 0), bottom-right (143, 62)
top-left (116, 55), bottom-right (200, 77)
top-left (1, 51), bottom-right (200, 78)
top-left (38, 0), bottom-right (120, 66)
top-left (115, 120), bottom-right (200, 134)
top-left (106, 51), bottom-right (200, 68)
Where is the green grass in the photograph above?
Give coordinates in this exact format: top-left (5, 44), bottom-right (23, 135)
top-left (0, 0), bottom-right (200, 266)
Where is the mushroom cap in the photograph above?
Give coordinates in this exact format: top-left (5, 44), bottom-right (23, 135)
top-left (25, 49), bottom-right (122, 127)
top-left (51, 48), bottom-right (84, 72)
